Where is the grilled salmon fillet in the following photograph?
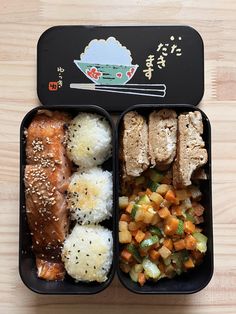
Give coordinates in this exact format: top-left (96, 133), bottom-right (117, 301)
top-left (24, 110), bottom-right (71, 280)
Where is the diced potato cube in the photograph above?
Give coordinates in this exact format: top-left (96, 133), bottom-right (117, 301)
top-left (143, 209), bottom-right (155, 224)
top-left (119, 221), bottom-right (128, 232)
top-left (150, 192), bottom-right (163, 207)
top-left (158, 245), bottom-right (172, 259)
top-left (160, 199), bottom-right (172, 208)
top-left (119, 196), bottom-right (129, 209)
top-left (156, 184), bottom-right (170, 196)
top-left (135, 209), bottom-right (145, 222)
top-left (119, 230), bottom-right (132, 243)
top-left (150, 213), bottom-right (161, 225)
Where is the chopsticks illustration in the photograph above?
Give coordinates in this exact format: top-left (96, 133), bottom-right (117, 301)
top-left (70, 83), bottom-right (166, 97)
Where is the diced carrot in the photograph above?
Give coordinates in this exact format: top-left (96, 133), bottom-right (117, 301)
top-left (185, 234), bottom-right (197, 250)
top-left (184, 257), bottom-right (195, 269)
top-left (120, 213), bottom-right (131, 222)
top-left (130, 230), bottom-right (139, 237)
top-left (173, 239), bottom-right (186, 251)
top-left (164, 216), bottom-right (179, 236)
top-left (135, 230), bottom-right (146, 243)
top-left (125, 203), bottom-right (133, 214)
top-left (121, 249), bottom-right (132, 262)
top-left (138, 272), bottom-right (146, 286)
top-left (158, 207), bottom-right (171, 219)
top-left (144, 231), bottom-right (152, 239)
top-left (171, 205), bottom-right (182, 216)
top-left (163, 238), bottom-right (173, 251)
top-left (149, 249), bottom-right (160, 261)
top-left (146, 188), bottom-right (152, 197)
top-left (184, 221), bottom-right (196, 234)
top-left (165, 189), bottom-right (177, 203)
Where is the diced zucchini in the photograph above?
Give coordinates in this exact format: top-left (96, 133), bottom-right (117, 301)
top-left (176, 220), bottom-right (184, 235)
top-left (171, 250), bottom-right (189, 268)
top-left (193, 232), bottom-right (208, 253)
top-left (131, 204), bottom-right (141, 220)
top-left (119, 196), bottom-right (129, 209)
top-left (163, 256), bottom-right (171, 266)
top-left (129, 266), bottom-right (139, 282)
top-left (149, 226), bottom-right (162, 237)
top-left (142, 258), bottom-right (161, 279)
top-left (185, 208), bottom-right (195, 223)
top-left (140, 235), bottom-right (159, 249)
top-left (127, 243), bottom-right (142, 263)
top-left (148, 181), bottom-right (160, 192)
top-left (137, 194), bottom-right (151, 205)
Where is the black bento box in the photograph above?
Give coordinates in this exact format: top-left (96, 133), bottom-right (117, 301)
top-left (116, 104), bottom-right (213, 294)
top-left (19, 25), bottom-right (213, 294)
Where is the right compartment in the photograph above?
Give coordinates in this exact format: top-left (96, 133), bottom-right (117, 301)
top-left (116, 104), bottom-right (213, 294)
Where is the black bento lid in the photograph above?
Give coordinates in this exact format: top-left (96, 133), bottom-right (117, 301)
top-left (37, 25), bottom-right (204, 112)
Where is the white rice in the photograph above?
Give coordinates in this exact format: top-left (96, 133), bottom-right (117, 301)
top-left (61, 224), bottom-right (113, 282)
top-left (67, 167), bottom-right (113, 224)
top-left (66, 113), bottom-right (112, 168)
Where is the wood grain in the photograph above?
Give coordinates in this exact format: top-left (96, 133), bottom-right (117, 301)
top-left (0, 1), bottom-right (236, 313)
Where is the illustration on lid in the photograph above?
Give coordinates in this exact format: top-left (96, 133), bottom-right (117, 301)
top-left (70, 37), bottom-right (167, 97)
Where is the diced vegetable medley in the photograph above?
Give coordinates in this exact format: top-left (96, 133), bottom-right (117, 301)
top-left (119, 169), bottom-right (207, 286)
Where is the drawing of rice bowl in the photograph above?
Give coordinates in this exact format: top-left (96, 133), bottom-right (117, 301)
top-left (74, 37), bottom-right (139, 85)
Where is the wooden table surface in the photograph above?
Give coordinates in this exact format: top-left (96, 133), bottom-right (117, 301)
top-left (1, 1), bottom-right (236, 313)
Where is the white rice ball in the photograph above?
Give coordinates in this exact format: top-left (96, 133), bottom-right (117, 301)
top-left (66, 113), bottom-right (112, 168)
top-left (67, 167), bottom-right (113, 224)
top-left (61, 224), bottom-right (113, 282)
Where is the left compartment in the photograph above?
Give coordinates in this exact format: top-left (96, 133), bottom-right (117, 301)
top-left (19, 105), bottom-right (116, 294)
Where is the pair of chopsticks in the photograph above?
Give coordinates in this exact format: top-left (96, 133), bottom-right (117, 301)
top-left (70, 83), bottom-right (166, 97)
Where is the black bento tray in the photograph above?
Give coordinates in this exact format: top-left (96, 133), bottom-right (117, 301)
top-left (19, 25), bottom-right (213, 295)
top-left (116, 104), bottom-right (213, 294)
top-left (19, 105), bottom-right (116, 294)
